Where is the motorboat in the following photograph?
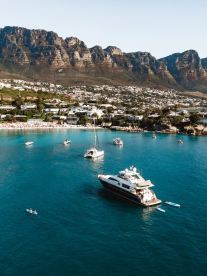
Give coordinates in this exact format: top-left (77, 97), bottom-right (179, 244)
top-left (98, 166), bottom-right (161, 207)
top-left (25, 141), bottom-right (33, 146)
top-left (62, 139), bottom-right (70, 145)
top-left (113, 138), bottom-right (123, 145)
top-left (178, 140), bottom-right (183, 144)
top-left (84, 119), bottom-right (104, 158)
top-left (152, 132), bottom-right (156, 139)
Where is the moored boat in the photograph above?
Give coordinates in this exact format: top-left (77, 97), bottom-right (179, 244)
top-left (62, 139), bottom-right (70, 145)
top-left (113, 138), bottom-right (123, 145)
top-left (98, 166), bottom-right (161, 207)
top-left (25, 141), bottom-right (33, 146)
top-left (84, 119), bottom-right (104, 158)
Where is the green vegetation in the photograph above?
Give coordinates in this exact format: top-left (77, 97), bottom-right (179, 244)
top-left (0, 88), bottom-right (66, 103)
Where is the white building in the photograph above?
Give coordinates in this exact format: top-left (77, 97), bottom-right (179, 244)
top-left (43, 108), bottom-right (59, 114)
top-left (21, 104), bottom-right (37, 110)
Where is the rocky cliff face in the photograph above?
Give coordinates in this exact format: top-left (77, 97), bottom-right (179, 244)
top-left (160, 50), bottom-right (207, 91)
top-left (201, 58), bottom-right (207, 72)
top-left (0, 26), bottom-right (207, 92)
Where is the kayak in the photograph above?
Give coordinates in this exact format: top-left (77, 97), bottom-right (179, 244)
top-left (26, 209), bottom-right (38, 215)
top-left (165, 202), bottom-right (180, 207)
top-left (156, 207), bottom-right (165, 213)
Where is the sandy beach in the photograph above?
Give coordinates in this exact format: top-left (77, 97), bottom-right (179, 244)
top-left (0, 122), bottom-right (103, 130)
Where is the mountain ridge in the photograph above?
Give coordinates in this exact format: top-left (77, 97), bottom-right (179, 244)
top-left (0, 26), bottom-right (207, 92)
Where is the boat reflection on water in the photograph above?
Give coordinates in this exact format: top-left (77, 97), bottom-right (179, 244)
top-left (87, 155), bottom-right (104, 171)
top-left (98, 187), bottom-right (157, 214)
top-left (140, 206), bottom-right (157, 221)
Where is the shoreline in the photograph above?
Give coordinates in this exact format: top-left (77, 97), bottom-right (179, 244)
top-left (0, 122), bottom-right (103, 131)
top-left (0, 123), bottom-right (207, 136)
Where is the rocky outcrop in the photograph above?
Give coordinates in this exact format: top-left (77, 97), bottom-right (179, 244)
top-left (0, 26), bottom-right (207, 92)
top-left (160, 50), bottom-right (207, 92)
top-left (201, 58), bottom-right (207, 72)
top-left (105, 46), bottom-right (123, 56)
top-left (126, 52), bottom-right (175, 82)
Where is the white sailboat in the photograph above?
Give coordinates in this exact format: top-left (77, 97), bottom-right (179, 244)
top-left (84, 119), bottom-right (104, 158)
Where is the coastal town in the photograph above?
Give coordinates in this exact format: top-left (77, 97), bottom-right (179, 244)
top-left (0, 79), bottom-right (207, 135)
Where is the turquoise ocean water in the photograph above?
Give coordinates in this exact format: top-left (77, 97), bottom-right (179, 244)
top-left (0, 129), bottom-right (206, 276)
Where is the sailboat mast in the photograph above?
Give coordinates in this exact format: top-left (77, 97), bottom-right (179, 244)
top-left (94, 118), bottom-right (96, 148)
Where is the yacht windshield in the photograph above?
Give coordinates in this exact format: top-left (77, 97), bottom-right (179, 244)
top-left (131, 174), bottom-right (139, 179)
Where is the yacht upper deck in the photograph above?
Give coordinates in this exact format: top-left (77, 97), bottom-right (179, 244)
top-left (118, 167), bottom-right (154, 188)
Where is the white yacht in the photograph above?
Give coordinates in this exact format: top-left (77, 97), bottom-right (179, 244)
top-left (98, 166), bottom-right (161, 206)
top-left (84, 119), bottom-right (104, 158)
top-left (113, 138), bottom-right (123, 145)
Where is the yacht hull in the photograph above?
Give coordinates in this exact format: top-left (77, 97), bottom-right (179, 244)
top-left (99, 178), bottom-right (161, 207)
top-left (84, 151), bottom-right (104, 158)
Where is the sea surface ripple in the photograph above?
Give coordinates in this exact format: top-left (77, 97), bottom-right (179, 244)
top-left (0, 129), bottom-right (206, 276)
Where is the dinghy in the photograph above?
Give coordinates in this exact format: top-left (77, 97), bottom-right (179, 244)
top-left (165, 202), bottom-right (180, 207)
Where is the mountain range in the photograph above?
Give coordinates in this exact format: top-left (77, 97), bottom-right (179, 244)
top-left (0, 26), bottom-right (207, 93)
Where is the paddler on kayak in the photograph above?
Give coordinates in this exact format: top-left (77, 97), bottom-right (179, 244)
top-left (33, 210), bottom-right (37, 215)
top-left (29, 208), bottom-right (33, 213)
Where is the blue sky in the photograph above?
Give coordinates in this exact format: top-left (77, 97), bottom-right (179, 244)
top-left (0, 0), bottom-right (206, 58)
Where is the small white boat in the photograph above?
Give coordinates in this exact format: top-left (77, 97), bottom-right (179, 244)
top-left (152, 133), bottom-right (156, 139)
top-left (177, 140), bottom-right (183, 144)
top-left (62, 139), bottom-right (70, 145)
top-left (165, 202), bottom-right (180, 207)
top-left (113, 138), bottom-right (123, 145)
top-left (156, 207), bottom-right (165, 213)
top-left (25, 141), bottom-right (33, 146)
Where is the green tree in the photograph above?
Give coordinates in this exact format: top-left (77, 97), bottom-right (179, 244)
top-left (78, 115), bottom-right (89, 125)
top-left (190, 113), bottom-right (200, 124)
top-left (0, 95), bottom-right (4, 104)
top-left (37, 103), bottom-right (44, 113)
top-left (92, 113), bottom-right (98, 118)
top-left (45, 114), bottom-right (52, 122)
top-left (14, 97), bottom-right (23, 109)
